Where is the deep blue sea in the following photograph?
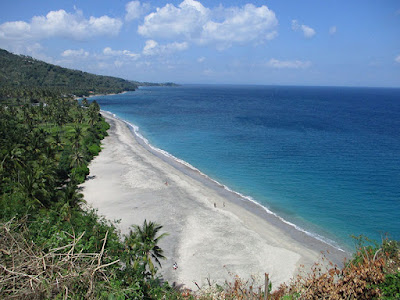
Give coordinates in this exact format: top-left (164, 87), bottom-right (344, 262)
top-left (93, 85), bottom-right (400, 250)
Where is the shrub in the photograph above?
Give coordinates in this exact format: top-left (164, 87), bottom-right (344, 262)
top-left (87, 143), bottom-right (101, 157)
top-left (379, 272), bottom-right (400, 299)
top-left (274, 237), bottom-right (400, 300)
top-left (71, 165), bottom-right (89, 183)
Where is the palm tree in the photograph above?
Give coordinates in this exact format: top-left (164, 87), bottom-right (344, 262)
top-left (62, 182), bottom-right (84, 207)
top-left (75, 106), bottom-right (84, 124)
top-left (70, 148), bottom-right (85, 168)
top-left (51, 133), bottom-right (63, 150)
top-left (1, 146), bottom-right (26, 183)
top-left (58, 182), bottom-right (85, 221)
top-left (88, 108), bottom-right (99, 127)
top-left (70, 125), bottom-right (83, 150)
top-left (87, 100), bottom-right (100, 127)
top-left (19, 165), bottom-right (49, 208)
top-left (125, 220), bottom-right (168, 277)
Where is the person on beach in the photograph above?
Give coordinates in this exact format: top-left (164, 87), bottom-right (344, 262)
top-left (173, 262), bottom-right (178, 270)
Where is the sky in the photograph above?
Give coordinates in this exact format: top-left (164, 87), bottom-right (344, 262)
top-left (0, 0), bottom-right (399, 87)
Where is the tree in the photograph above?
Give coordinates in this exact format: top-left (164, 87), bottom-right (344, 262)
top-left (124, 220), bottom-right (168, 277)
top-left (1, 146), bottom-right (26, 183)
top-left (19, 165), bottom-right (49, 208)
top-left (70, 126), bottom-right (83, 150)
top-left (88, 101), bottom-right (100, 127)
top-left (70, 148), bottom-right (85, 168)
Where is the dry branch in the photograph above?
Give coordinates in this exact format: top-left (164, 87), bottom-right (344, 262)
top-left (0, 219), bottom-right (118, 299)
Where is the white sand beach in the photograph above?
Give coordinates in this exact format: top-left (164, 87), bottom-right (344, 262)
top-left (80, 112), bottom-right (348, 290)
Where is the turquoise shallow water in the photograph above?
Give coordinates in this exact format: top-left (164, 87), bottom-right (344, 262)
top-left (92, 85), bottom-right (400, 250)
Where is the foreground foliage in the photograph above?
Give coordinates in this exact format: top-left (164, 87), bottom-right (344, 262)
top-left (274, 237), bottom-right (400, 299)
top-left (0, 218), bottom-right (119, 299)
top-left (0, 216), bottom-right (180, 299)
top-left (189, 238), bottom-right (400, 300)
top-left (0, 97), bottom-right (180, 299)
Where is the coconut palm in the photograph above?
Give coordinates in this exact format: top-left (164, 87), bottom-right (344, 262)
top-left (19, 165), bottom-right (49, 208)
top-left (1, 146), bottom-right (26, 183)
top-left (51, 133), bottom-right (63, 150)
top-left (87, 100), bottom-right (101, 126)
top-left (75, 106), bottom-right (84, 123)
top-left (70, 148), bottom-right (85, 168)
top-left (63, 182), bottom-right (84, 207)
top-left (70, 126), bottom-right (83, 150)
top-left (125, 220), bottom-right (168, 277)
top-left (88, 108), bottom-right (99, 127)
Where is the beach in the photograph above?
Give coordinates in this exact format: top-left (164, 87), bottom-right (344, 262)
top-left (80, 111), bottom-right (348, 290)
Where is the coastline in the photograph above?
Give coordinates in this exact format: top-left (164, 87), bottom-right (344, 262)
top-left (74, 91), bottom-right (128, 100)
top-left (125, 114), bottom-right (349, 254)
top-left (80, 111), bottom-right (349, 290)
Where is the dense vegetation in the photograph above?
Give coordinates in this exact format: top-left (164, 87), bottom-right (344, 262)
top-left (0, 48), bottom-right (138, 98)
top-left (0, 96), bottom-right (184, 298)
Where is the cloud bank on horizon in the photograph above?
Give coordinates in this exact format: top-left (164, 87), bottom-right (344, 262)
top-left (0, 0), bottom-right (399, 87)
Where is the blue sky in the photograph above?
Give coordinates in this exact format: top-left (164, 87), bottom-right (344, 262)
top-left (1, 0), bottom-right (399, 87)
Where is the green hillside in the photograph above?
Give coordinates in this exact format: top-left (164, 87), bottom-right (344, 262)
top-left (0, 48), bottom-right (137, 98)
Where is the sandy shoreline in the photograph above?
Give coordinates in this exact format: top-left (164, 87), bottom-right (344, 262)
top-left (80, 111), bottom-right (349, 290)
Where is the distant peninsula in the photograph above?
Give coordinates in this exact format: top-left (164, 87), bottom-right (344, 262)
top-left (0, 48), bottom-right (177, 102)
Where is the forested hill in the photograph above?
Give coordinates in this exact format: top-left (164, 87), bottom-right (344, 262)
top-left (0, 48), bottom-right (138, 98)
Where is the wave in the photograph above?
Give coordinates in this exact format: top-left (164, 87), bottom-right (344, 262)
top-left (102, 110), bottom-right (346, 253)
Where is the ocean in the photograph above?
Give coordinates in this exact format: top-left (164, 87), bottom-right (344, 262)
top-left (92, 85), bottom-right (400, 250)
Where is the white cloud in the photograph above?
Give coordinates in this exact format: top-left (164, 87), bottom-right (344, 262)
top-left (329, 26), bottom-right (337, 35)
top-left (302, 25), bottom-right (315, 38)
top-left (0, 21), bottom-right (30, 40)
top-left (142, 40), bottom-right (158, 54)
top-left (201, 4), bottom-right (278, 49)
top-left (142, 40), bottom-right (188, 56)
top-left (395, 55), bottom-right (400, 64)
top-left (197, 56), bottom-right (206, 63)
top-left (267, 58), bottom-right (311, 69)
top-left (138, 0), bottom-right (209, 39)
top-left (0, 9), bottom-right (122, 42)
top-left (292, 20), bottom-right (315, 38)
top-left (103, 47), bottom-right (140, 59)
top-left (138, 0), bottom-right (278, 49)
top-left (61, 49), bottom-right (89, 57)
top-left (125, 1), bottom-right (150, 22)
